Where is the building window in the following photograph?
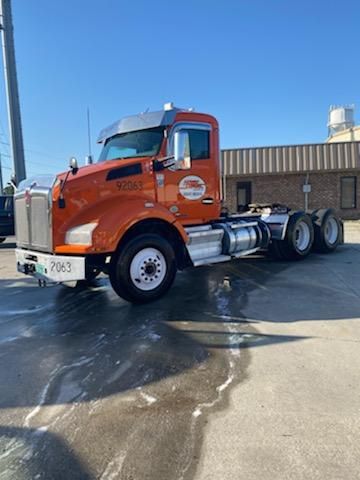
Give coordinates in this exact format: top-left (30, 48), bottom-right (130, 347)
top-left (341, 176), bottom-right (357, 209)
top-left (187, 129), bottom-right (210, 159)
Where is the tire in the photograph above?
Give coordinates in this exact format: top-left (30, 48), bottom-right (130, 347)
top-left (311, 208), bottom-right (342, 253)
top-left (109, 234), bottom-right (177, 304)
top-left (270, 212), bottom-right (314, 261)
top-left (0, 237), bottom-right (5, 244)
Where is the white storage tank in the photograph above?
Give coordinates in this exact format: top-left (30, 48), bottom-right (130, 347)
top-left (328, 105), bottom-right (355, 137)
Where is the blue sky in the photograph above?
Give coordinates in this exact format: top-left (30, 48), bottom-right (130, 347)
top-left (0, 0), bottom-right (359, 183)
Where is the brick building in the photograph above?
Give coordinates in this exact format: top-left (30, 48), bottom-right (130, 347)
top-left (222, 141), bottom-right (360, 220)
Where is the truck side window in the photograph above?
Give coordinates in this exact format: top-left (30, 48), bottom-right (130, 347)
top-left (187, 129), bottom-right (210, 160)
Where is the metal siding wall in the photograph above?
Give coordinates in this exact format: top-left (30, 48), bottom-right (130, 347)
top-left (221, 141), bottom-right (360, 175)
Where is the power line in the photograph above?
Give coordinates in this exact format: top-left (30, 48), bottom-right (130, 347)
top-left (0, 139), bottom-right (63, 158)
top-left (0, 138), bottom-right (68, 162)
top-left (22, 158), bottom-right (54, 168)
top-left (24, 148), bottom-right (66, 162)
top-left (0, 149), bottom-right (61, 169)
top-left (0, 113), bottom-right (72, 167)
top-left (0, 120), bottom-right (11, 157)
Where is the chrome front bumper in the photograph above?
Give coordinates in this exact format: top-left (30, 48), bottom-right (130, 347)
top-left (15, 248), bottom-right (85, 283)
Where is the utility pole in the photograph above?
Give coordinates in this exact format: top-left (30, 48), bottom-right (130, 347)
top-left (0, 0), bottom-right (26, 183)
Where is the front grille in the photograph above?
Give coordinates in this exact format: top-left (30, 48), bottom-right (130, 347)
top-left (30, 192), bottom-right (52, 250)
top-left (14, 196), bottom-right (29, 244)
top-left (15, 178), bottom-right (55, 252)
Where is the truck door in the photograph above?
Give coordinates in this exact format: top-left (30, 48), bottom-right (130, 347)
top-left (156, 122), bottom-right (220, 224)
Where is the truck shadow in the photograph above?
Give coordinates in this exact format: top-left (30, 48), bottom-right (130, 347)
top-left (0, 245), bottom-right (357, 411)
top-left (0, 425), bottom-right (92, 479)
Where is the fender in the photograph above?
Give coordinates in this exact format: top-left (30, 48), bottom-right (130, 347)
top-left (54, 197), bottom-right (188, 255)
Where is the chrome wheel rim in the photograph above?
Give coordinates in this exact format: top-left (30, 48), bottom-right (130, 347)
top-left (295, 221), bottom-right (311, 251)
top-left (130, 247), bottom-right (166, 291)
top-left (324, 217), bottom-right (339, 245)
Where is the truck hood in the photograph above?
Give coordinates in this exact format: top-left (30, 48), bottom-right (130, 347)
top-left (56, 157), bottom-right (150, 184)
top-left (17, 157), bottom-right (151, 192)
top-left (52, 156), bottom-right (156, 242)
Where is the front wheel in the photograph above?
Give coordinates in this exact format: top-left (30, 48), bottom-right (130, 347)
top-left (109, 234), bottom-right (177, 304)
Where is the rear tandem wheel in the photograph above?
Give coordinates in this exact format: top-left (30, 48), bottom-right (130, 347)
top-left (311, 208), bottom-right (342, 253)
top-left (270, 212), bottom-right (314, 261)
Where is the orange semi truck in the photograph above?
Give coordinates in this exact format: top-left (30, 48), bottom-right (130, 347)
top-left (14, 104), bottom-right (342, 303)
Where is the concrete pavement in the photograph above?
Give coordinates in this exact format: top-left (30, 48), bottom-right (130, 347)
top-left (1, 232), bottom-right (360, 479)
top-left (197, 241), bottom-right (360, 480)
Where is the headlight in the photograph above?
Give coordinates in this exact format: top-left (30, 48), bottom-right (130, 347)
top-left (65, 222), bottom-right (98, 245)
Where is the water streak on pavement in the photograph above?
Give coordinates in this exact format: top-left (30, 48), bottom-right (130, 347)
top-left (2, 237), bottom-right (359, 479)
top-left (0, 242), bottom-right (256, 479)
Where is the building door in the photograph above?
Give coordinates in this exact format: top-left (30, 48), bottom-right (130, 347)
top-left (340, 176), bottom-right (357, 209)
top-left (237, 182), bottom-right (252, 212)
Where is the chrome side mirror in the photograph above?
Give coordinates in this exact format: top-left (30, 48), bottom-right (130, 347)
top-left (174, 131), bottom-right (191, 170)
top-left (69, 157), bottom-right (79, 175)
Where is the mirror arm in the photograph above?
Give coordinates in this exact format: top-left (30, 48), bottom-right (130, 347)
top-left (155, 155), bottom-right (175, 163)
top-left (60, 170), bottom-right (71, 195)
top-left (58, 170), bottom-right (71, 209)
top-left (153, 155), bottom-right (175, 172)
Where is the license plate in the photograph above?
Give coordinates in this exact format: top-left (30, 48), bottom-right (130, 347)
top-left (35, 263), bottom-right (45, 275)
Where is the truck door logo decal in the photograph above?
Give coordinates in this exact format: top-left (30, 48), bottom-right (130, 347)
top-left (106, 163), bottom-right (142, 181)
top-left (179, 175), bottom-right (206, 200)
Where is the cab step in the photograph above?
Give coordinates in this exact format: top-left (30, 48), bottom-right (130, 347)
top-left (192, 255), bottom-right (231, 267)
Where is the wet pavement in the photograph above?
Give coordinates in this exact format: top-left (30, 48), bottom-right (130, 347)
top-left (1, 236), bottom-right (360, 479)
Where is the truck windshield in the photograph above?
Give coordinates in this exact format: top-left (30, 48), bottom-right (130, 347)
top-left (99, 127), bottom-right (164, 162)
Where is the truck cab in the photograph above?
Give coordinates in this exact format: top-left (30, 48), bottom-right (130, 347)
top-left (14, 104), bottom-right (342, 303)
